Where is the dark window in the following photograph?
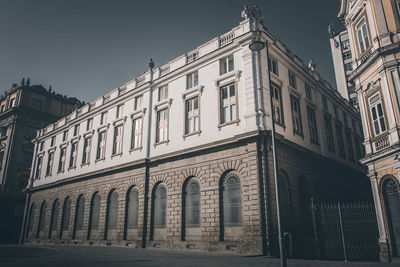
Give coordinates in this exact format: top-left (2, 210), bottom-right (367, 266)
top-left (222, 174), bottom-right (241, 227)
top-left (75, 196), bottom-right (85, 230)
top-left (346, 130), bottom-right (355, 162)
top-left (154, 185), bottom-right (167, 228)
top-left (126, 188), bottom-right (139, 229)
top-left (90, 193), bottom-right (101, 230)
top-left (62, 198), bottom-right (71, 230)
top-left (290, 95), bottom-right (303, 135)
top-left (37, 201), bottom-right (46, 238)
top-left (271, 84), bottom-right (284, 125)
top-left (336, 123), bottom-right (346, 157)
top-left (185, 180), bottom-right (200, 228)
top-left (324, 116), bottom-right (335, 152)
top-left (307, 107), bottom-right (318, 144)
top-left (27, 204), bottom-right (35, 236)
top-left (50, 200), bottom-right (59, 233)
top-left (106, 190), bottom-right (118, 229)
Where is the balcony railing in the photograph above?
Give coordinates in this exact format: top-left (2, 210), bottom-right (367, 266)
top-left (219, 32), bottom-right (234, 47)
top-left (375, 135), bottom-right (390, 151)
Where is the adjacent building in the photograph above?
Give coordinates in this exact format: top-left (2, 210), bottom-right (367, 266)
top-left (0, 80), bottom-right (82, 243)
top-left (336, 0), bottom-right (400, 262)
top-left (22, 7), bottom-right (370, 257)
top-left (330, 29), bottom-right (360, 109)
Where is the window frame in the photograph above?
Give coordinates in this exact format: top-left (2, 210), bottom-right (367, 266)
top-left (268, 57), bottom-right (279, 76)
top-left (69, 141), bottom-right (78, 169)
top-left (184, 96), bottom-right (200, 136)
top-left (58, 146), bottom-right (66, 173)
top-left (131, 116), bottom-right (143, 150)
top-left (307, 106), bottom-right (319, 145)
top-left (156, 108), bottom-right (169, 144)
top-left (368, 92), bottom-right (387, 137)
top-left (112, 124), bottom-right (124, 155)
top-left (288, 71), bottom-right (297, 89)
top-left (184, 180), bottom-right (201, 228)
top-left (270, 83), bottom-right (284, 126)
top-left (218, 81), bottom-right (239, 127)
top-left (354, 15), bottom-right (371, 55)
top-left (46, 151), bottom-right (54, 176)
top-left (82, 136), bottom-right (92, 165)
top-left (219, 55), bottom-right (234, 75)
top-left (290, 95), bottom-right (303, 136)
top-left (96, 130), bottom-right (107, 160)
top-left (186, 71), bottom-right (199, 90)
top-left (158, 85), bottom-right (168, 102)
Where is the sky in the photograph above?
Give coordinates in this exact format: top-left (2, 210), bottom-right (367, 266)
top-left (0, 0), bottom-right (343, 103)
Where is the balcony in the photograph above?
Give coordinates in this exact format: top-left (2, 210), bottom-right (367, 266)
top-left (375, 135), bottom-right (390, 152)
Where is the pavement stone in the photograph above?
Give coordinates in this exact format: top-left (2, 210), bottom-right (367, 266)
top-left (0, 245), bottom-right (399, 267)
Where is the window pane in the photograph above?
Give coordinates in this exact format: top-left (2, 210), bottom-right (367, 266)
top-left (90, 194), bottom-right (100, 230)
top-left (185, 181), bottom-right (200, 227)
top-left (62, 199), bottom-right (71, 230)
top-left (154, 186), bottom-right (166, 228)
top-left (223, 175), bottom-right (241, 226)
top-left (229, 85), bottom-right (235, 97)
top-left (75, 197), bottom-right (85, 230)
top-left (127, 189), bottom-right (139, 229)
top-left (107, 191), bottom-right (118, 229)
top-left (228, 57), bottom-right (234, 72)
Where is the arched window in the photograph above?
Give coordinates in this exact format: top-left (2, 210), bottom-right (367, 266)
top-left (61, 198), bottom-right (71, 231)
top-left (37, 201), bottom-right (46, 238)
top-left (184, 180), bottom-right (200, 228)
top-left (383, 178), bottom-right (400, 256)
top-left (154, 185), bottom-right (167, 228)
top-left (75, 195), bottom-right (85, 231)
top-left (222, 174), bottom-right (241, 227)
top-left (126, 188), bottom-right (139, 229)
top-left (106, 190), bottom-right (118, 230)
top-left (49, 200), bottom-right (59, 238)
top-left (26, 204), bottom-right (35, 237)
top-left (89, 193), bottom-right (101, 230)
top-left (278, 171), bottom-right (292, 234)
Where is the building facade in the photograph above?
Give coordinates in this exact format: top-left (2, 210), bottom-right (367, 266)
top-left (0, 81), bottom-right (81, 243)
top-left (337, 0), bottom-right (400, 262)
top-left (330, 30), bottom-right (360, 109)
top-left (22, 8), bottom-right (370, 256)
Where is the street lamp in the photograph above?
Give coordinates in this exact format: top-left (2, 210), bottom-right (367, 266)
top-left (249, 38), bottom-right (287, 267)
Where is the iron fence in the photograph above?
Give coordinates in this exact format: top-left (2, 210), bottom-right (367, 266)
top-left (312, 201), bottom-right (380, 261)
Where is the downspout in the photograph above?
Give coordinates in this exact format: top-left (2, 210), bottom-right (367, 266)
top-left (142, 60), bottom-right (154, 248)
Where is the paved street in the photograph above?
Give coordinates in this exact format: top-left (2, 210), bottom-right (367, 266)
top-left (0, 245), bottom-right (399, 267)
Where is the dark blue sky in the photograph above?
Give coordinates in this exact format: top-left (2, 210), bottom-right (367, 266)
top-left (0, 0), bottom-right (341, 103)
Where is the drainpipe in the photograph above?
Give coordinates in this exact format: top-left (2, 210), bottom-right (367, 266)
top-left (142, 59), bottom-right (154, 248)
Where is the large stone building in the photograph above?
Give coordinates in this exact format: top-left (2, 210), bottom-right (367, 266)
top-left (0, 80), bottom-right (82, 243)
top-left (22, 8), bottom-right (370, 256)
top-left (336, 0), bottom-right (400, 262)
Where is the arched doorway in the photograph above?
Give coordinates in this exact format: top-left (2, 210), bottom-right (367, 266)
top-left (382, 177), bottom-right (400, 256)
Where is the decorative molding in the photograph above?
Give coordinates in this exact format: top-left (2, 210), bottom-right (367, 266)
top-left (214, 70), bottom-right (242, 87)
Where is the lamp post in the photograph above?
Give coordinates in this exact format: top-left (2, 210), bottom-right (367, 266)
top-left (249, 39), bottom-right (287, 267)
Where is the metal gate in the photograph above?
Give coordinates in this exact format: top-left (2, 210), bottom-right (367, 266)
top-left (311, 201), bottom-right (380, 261)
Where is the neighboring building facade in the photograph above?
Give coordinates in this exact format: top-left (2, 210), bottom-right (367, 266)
top-left (0, 81), bottom-right (81, 243)
top-left (337, 0), bottom-right (400, 262)
top-left (330, 30), bottom-right (360, 109)
top-left (22, 8), bottom-right (370, 257)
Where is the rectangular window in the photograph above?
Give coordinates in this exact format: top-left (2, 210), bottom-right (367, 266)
top-left (69, 142), bottom-right (78, 168)
top-left (73, 124), bottom-right (80, 136)
top-left (324, 116), bottom-right (335, 152)
top-left (288, 71), bottom-right (297, 89)
top-left (322, 95), bottom-right (328, 110)
top-left (342, 51), bottom-right (352, 60)
top-left (346, 130), bottom-right (355, 162)
top-left (96, 131), bottom-right (107, 159)
top-left (82, 136), bottom-right (91, 164)
top-left (305, 84), bottom-right (312, 101)
top-left (39, 141), bottom-right (44, 151)
top-left (158, 85), bottom-right (168, 102)
top-left (186, 71), bottom-right (199, 89)
top-left (341, 39), bottom-right (350, 49)
top-left (9, 98), bottom-right (16, 108)
top-left (307, 107), bottom-right (318, 144)
top-left (290, 96), bottom-right (303, 135)
top-left (112, 125), bottom-right (123, 155)
top-left (185, 97), bottom-right (199, 134)
top-left (46, 151), bottom-right (54, 176)
top-left (50, 136), bottom-right (55, 147)
top-left (134, 95), bottom-right (143, 111)
top-left (354, 134), bottom-right (362, 159)
top-left (100, 112), bottom-right (108, 125)
top-left (271, 84), bottom-right (284, 125)
top-left (268, 57), bottom-right (279, 76)
top-left (369, 93), bottom-right (387, 136)
top-left (356, 16), bottom-right (371, 54)
top-left (86, 118), bottom-right (93, 131)
top-left (344, 62), bottom-right (353, 72)
top-left (336, 123), bottom-right (346, 157)
top-left (116, 104), bottom-right (124, 119)
top-left (58, 147), bottom-right (66, 172)
top-left (131, 117), bottom-right (143, 149)
top-left (35, 155), bottom-right (43, 179)
top-left (219, 83), bottom-right (237, 124)
top-left (219, 55), bottom-right (234, 75)
top-left (63, 130), bottom-right (68, 142)
top-left (156, 109), bottom-right (168, 143)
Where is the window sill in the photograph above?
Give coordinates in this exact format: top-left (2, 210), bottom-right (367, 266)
top-left (95, 158), bottom-right (105, 163)
top-left (129, 147), bottom-right (143, 153)
top-left (293, 131), bottom-right (304, 139)
top-left (68, 166), bottom-right (76, 171)
top-left (218, 119), bottom-right (240, 129)
top-left (183, 130), bottom-right (201, 139)
top-left (81, 162), bottom-right (90, 167)
top-left (111, 153), bottom-right (123, 158)
top-left (57, 170), bottom-right (65, 174)
top-left (154, 140), bottom-right (169, 147)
